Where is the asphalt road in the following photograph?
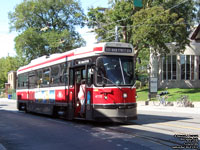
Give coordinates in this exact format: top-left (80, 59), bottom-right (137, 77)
top-left (0, 99), bottom-right (199, 150)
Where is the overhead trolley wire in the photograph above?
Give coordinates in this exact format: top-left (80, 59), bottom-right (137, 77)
top-left (95, 0), bottom-right (191, 41)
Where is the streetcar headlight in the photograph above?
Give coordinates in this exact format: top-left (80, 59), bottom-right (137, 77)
top-left (123, 93), bottom-right (128, 98)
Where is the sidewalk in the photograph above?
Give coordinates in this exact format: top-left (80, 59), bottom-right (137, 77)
top-left (137, 101), bottom-right (200, 114)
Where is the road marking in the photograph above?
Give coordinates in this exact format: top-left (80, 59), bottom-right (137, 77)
top-left (157, 123), bottom-right (200, 131)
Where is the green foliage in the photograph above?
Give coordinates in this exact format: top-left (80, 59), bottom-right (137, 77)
top-left (132, 6), bottom-right (189, 55)
top-left (137, 88), bottom-right (200, 101)
top-left (195, 0), bottom-right (200, 22)
top-left (87, 0), bottom-right (135, 42)
top-left (87, 0), bottom-right (196, 59)
top-left (135, 80), bottom-right (141, 89)
top-left (9, 0), bottom-right (86, 62)
top-left (0, 56), bottom-right (22, 88)
top-left (9, 0), bottom-right (85, 32)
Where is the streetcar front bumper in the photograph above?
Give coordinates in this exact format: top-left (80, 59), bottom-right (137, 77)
top-left (92, 103), bottom-right (137, 122)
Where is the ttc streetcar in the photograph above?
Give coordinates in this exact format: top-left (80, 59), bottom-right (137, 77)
top-left (16, 42), bottom-right (137, 122)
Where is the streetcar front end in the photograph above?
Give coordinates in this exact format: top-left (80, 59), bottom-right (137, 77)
top-left (90, 43), bottom-right (137, 122)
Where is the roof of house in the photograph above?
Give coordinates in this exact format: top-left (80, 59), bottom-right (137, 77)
top-left (191, 24), bottom-right (200, 40)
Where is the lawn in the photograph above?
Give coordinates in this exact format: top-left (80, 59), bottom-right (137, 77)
top-left (136, 88), bottom-right (200, 102)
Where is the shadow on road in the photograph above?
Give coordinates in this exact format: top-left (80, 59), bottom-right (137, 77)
top-left (0, 109), bottom-right (198, 150)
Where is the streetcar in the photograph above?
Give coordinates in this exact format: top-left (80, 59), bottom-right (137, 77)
top-left (16, 42), bottom-right (137, 122)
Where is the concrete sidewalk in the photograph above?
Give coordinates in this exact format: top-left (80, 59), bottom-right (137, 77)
top-left (137, 101), bottom-right (200, 114)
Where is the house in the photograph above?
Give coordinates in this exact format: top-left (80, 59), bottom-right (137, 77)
top-left (150, 24), bottom-right (200, 89)
top-left (7, 71), bottom-right (17, 90)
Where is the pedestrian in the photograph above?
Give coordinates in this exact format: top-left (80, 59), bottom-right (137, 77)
top-left (78, 79), bottom-right (86, 117)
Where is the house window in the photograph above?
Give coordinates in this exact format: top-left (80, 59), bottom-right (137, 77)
top-left (167, 56), bottom-right (171, 80)
top-left (162, 55), bottom-right (176, 80)
top-left (181, 55), bottom-right (194, 80)
top-left (191, 55), bottom-right (194, 80)
top-left (199, 56), bottom-right (200, 80)
top-left (172, 55), bottom-right (176, 79)
top-left (181, 55), bottom-right (186, 80)
top-left (162, 57), bottom-right (167, 80)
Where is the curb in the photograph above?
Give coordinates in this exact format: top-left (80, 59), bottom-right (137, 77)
top-left (137, 101), bottom-right (200, 114)
top-left (137, 101), bottom-right (200, 108)
top-left (0, 144), bottom-right (6, 150)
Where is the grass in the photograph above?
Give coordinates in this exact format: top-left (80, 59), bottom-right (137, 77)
top-left (136, 88), bottom-right (200, 102)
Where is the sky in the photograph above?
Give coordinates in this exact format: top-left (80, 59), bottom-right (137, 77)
top-left (0, 0), bottom-right (108, 58)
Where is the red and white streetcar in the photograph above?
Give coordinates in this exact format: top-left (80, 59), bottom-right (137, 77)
top-left (16, 42), bottom-right (137, 122)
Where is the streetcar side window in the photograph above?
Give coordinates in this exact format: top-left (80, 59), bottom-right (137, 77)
top-left (82, 69), bottom-right (86, 80)
top-left (87, 67), bottom-right (93, 87)
top-left (17, 74), bottom-right (23, 88)
top-left (51, 65), bottom-right (60, 85)
top-left (60, 63), bottom-right (68, 85)
top-left (36, 70), bottom-right (43, 87)
top-left (29, 71), bottom-right (36, 88)
top-left (17, 73), bottom-right (28, 89)
top-left (69, 69), bottom-right (74, 86)
top-left (42, 68), bottom-right (50, 86)
top-left (24, 74), bottom-right (28, 88)
top-left (76, 70), bottom-right (81, 84)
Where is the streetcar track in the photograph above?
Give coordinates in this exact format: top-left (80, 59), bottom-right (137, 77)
top-left (43, 118), bottom-right (182, 148)
top-left (106, 127), bottom-right (183, 148)
top-left (135, 117), bottom-right (200, 125)
top-left (155, 118), bottom-right (200, 125)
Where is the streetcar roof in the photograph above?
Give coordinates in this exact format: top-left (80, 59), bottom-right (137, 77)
top-left (17, 42), bottom-right (134, 74)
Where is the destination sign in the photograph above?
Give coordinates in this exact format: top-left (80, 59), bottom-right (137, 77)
top-left (75, 59), bottom-right (90, 65)
top-left (105, 47), bottom-right (132, 53)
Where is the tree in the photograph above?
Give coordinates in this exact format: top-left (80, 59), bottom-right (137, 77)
top-left (87, 0), bottom-right (197, 79)
top-left (87, 0), bottom-right (135, 42)
top-left (132, 6), bottom-right (189, 57)
top-left (149, 0), bottom-right (196, 29)
top-left (0, 56), bottom-right (21, 88)
top-left (195, 0), bottom-right (200, 22)
top-left (9, 0), bottom-right (86, 62)
top-left (87, 0), bottom-right (197, 53)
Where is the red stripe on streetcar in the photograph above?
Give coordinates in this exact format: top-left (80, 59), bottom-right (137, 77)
top-left (74, 47), bottom-right (103, 56)
top-left (18, 52), bottom-right (74, 72)
top-left (93, 47), bottom-right (103, 51)
top-left (18, 47), bottom-right (103, 72)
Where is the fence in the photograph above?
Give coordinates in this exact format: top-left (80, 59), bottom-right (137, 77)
top-left (0, 88), bottom-right (16, 99)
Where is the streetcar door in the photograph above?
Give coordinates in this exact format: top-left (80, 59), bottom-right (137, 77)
top-left (85, 65), bottom-right (93, 120)
top-left (74, 67), bottom-right (86, 118)
top-left (68, 68), bottom-right (74, 120)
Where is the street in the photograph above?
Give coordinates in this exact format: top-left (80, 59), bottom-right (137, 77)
top-left (0, 99), bottom-right (199, 150)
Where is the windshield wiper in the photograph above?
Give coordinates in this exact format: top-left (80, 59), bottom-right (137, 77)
top-left (119, 58), bottom-right (125, 84)
top-left (131, 81), bottom-right (136, 89)
top-left (97, 75), bottom-right (123, 91)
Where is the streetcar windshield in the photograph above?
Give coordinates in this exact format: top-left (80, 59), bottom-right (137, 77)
top-left (96, 56), bottom-right (134, 86)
